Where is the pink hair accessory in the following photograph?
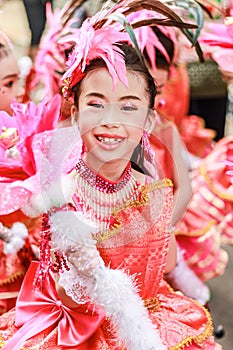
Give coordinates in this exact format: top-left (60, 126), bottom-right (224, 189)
top-left (61, 15), bottom-right (130, 97)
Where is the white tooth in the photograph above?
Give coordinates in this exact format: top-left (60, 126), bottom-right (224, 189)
top-left (97, 137), bottom-right (122, 144)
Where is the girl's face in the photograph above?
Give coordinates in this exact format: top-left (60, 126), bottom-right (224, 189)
top-left (0, 53), bottom-right (25, 115)
top-left (72, 68), bottom-right (154, 168)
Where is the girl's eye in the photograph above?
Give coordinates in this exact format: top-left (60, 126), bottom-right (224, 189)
top-left (87, 102), bottom-right (104, 109)
top-left (156, 84), bottom-right (165, 96)
top-left (121, 103), bottom-right (138, 111)
top-left (5, 81), bottom-right (14, 88)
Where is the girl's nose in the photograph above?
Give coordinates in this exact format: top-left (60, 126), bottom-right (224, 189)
top-left (99, 104), bottom-right (119, 126)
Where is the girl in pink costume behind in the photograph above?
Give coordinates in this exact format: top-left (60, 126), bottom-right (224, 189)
top-left (0, 33), bottom-right (25, 115)
top-left (0, 1), bottom-right (221, 349)
top-left (0, 33), bottom-right (41, 315)
top-left (174, 0), bottom-right (233, 281)
top-left (0, 94), bottom-right (63, 316)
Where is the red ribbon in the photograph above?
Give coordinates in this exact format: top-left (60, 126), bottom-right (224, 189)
top-left (3, 261), bottom-right (105, 350)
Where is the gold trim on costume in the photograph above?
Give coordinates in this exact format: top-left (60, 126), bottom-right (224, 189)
top-left (0, 270), bottom-right (25, 287)
top-left (93, 178), bottom-right (173, 243)
top-left (0, 335), bottom-right (5, 349)
top-left (200, 164), bottom-right (233, 201)
top-left (144, 297), bottom-right (160, 312)
top-left (175, 220), bottom-right (215, 237)
top-left (168, 302), bottom-right (214, 350)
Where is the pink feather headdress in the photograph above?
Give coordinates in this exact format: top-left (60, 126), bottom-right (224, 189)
top-left (60, 0), bottom-right (203, 98)
top-left (61, 14), bottom-right (129, 98)
top-left (126, 10), bottom-right (178, 72)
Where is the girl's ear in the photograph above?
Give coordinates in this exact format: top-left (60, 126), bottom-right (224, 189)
top-left (71, 105), bottom-right (78, 126)
top-left (71, 104), bottom-right (77, 116)
top-left (145, 109), bottom-right (157, 133)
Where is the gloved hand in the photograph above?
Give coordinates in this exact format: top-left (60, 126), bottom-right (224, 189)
top-left (67, 245), bottom-right (104, 278)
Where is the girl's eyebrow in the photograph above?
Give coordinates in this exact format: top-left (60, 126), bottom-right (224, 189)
top-left (1, 73), bottom-right (18, 81)
top-left (85, 92), bottom-right (141, 101)
top-left (85, 92), bottom-right (104, 99)
top-left (157, 83), bottom-right (165, 89)
top-left (120, 95), bottom-right (141, 101)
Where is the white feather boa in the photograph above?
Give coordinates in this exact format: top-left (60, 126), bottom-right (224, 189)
top-left (50, 210), bottom-right (165, 350)
top-left (22, 173), bottom-right (76, 218)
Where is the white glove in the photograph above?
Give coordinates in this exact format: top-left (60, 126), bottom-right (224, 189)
top-left (67, 245), bottom-right (104, 278)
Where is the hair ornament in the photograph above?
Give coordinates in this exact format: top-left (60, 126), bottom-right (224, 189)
top-left (61, 17), bottom-right (129, 97)
top-left (61, 0), bottom-right (205, 97)
top-left (126, 10), bottom-right (178, 71)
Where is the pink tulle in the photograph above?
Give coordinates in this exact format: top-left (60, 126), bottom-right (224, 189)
top-left (0, 95), bottom-right (82, 216)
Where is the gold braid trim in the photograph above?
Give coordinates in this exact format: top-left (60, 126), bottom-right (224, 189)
top-left (175, 220), bottom-right (216, 237)
top-left (144, 297), bottom-right (160, 312)
top-left (200, 164), bottom-right (233, 201)
top-left (0, 270), bottom-right (25, 287)
top-left (0, 334), bottom-right (4, 349)
top-left (168, 301), bottom-right (214, 350)
top-left (93, 178), bottom-right (173, 243)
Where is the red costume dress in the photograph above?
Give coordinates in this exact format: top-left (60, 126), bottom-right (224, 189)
top-left (0, 178), bottom-right (218, 349)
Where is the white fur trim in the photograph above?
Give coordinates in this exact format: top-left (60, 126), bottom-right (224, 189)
top-left (22, 174), bottom-right (76, 217)
top-left (93, 268), bottom-right (165, 350)
top-left (3, 222), bottom-right (28, 255)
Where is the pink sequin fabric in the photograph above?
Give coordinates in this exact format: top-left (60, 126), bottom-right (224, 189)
top-left (0, 179), bottom-right (219, 349)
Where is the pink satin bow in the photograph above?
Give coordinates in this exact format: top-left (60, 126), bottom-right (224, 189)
top-left (3, 261), bottom-right (105, 350)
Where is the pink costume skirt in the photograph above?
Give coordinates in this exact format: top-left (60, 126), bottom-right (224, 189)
top-left (0, 262), bottom-right (221, 350)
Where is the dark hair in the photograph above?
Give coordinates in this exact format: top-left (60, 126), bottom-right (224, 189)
top-left (72, 42), bottom-right (156, 109)
top-left (143, 27), bottom-right (175, 72)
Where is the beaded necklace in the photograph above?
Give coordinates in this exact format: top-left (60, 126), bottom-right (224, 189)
top-left (75, 159), bottom-right (140, 231)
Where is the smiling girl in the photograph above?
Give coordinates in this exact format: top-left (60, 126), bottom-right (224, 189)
top-left (0, 3), bottom-right (221, 350)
